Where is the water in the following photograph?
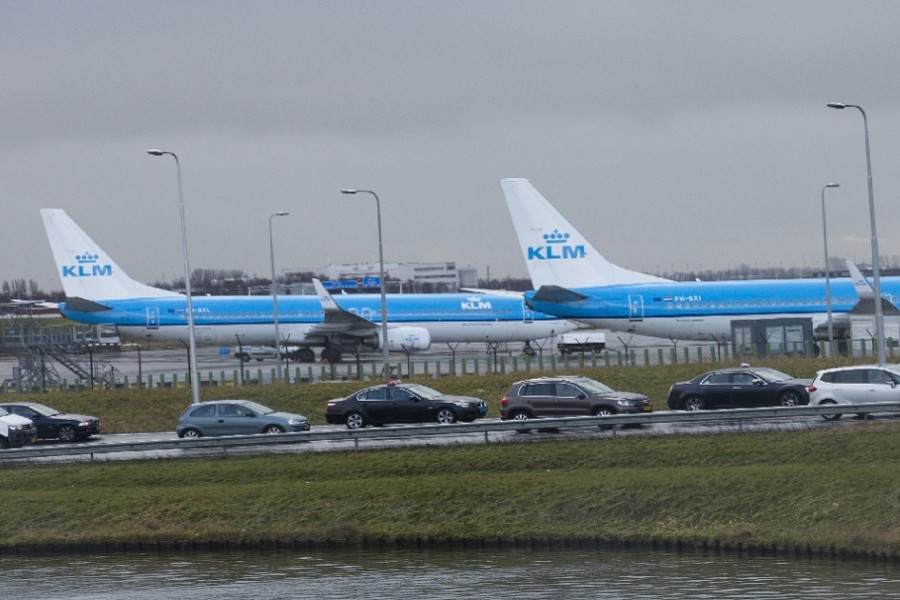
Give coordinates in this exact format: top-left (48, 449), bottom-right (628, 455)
top-left (1, 548), bottom-right (897, 599)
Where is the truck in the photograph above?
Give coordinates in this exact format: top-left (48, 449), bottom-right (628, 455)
top-left (557, 331), bottom-right (606, 356)
top-left (0, 405), bottom-right (37, 449)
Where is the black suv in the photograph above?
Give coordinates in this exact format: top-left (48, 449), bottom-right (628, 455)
top-left (500, 376), bottom-right (652, 423)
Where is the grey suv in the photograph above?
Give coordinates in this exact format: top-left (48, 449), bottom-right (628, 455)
top-left (500, 376), bottom-right (652, 424)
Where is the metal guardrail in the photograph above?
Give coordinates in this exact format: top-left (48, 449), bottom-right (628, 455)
top-left (2, 402), bottom-right (898, 461)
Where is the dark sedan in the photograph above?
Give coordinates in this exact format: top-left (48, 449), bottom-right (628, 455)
top-left (667, 366), bottom-right (810, 411)
top-left (0, 402), bottom-right (100, 442)
top-left (326, 381), bottom-right (488, 429)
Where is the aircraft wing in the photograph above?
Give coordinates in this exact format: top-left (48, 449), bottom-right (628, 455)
top-left (459, 287), bottom-right (526, 298)
top-left (308, 278), bottom-right (379, 337)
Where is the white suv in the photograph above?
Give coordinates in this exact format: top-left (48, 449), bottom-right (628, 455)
top-left (807, 364), bottom-right (900, 421)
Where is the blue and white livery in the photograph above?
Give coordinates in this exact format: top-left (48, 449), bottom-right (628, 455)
top-left (41, 208), bottom-right (578, 361)
top-left (501, 178), bottom-right (900, 342)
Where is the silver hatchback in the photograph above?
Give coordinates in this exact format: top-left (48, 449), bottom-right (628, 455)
top-left (807, 364), bottom-right (900, 420)
top-left (177, 400), bottom-right (310, 438)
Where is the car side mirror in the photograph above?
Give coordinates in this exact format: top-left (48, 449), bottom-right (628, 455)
top-left (577, 394), bottom-right (586, 400)
top-left (753, 379), bottom-right (764, 386)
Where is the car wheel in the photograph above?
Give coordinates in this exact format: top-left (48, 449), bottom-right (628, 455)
top-left (237, 353), bottom-right (249, 362)
top-left (57, 424), bottom-right (78, 442)
top-left (683, 396), bottom-right (705, 411)
top-left (509, 410), bottom-right (531, 433)
top-left (179, 428), bottom-right (202, 439)
top-left (435, 408), bottom-right (456, 424)
top-left (262, 425), bottom-right (284, 434)
top-left (779, 390), bottom-right (803, 407)
top-left (593, 406), bottom-right (616, 429)
top-left (345, 411), bottom-right (366, 429)
top-left (819, 399), bottom-right (842, 421)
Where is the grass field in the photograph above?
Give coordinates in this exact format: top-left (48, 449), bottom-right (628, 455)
top-left (1, 356), bottom-right (898, 558)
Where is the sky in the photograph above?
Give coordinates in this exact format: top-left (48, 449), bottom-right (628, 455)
top-left (4, 0), bottom-right (900, 294)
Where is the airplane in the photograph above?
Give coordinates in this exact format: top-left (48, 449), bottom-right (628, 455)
top-left (501, 178), bottom-right (900, 343)
top-left (41, 208), bottom-right (579, 362)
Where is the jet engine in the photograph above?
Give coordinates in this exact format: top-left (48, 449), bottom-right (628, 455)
top-left (377, 327), bottom-right (432, 351)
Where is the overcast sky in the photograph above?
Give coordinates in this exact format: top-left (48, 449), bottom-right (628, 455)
top-left (4, 1), bottom-right (900, 294)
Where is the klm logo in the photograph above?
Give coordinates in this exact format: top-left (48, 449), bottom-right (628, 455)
top-left (527, 229), bottom-right (586, 261)
top-left (461, 296), bottom-right (492, 310)
top-left (62, 251), bottom-right (112, 278)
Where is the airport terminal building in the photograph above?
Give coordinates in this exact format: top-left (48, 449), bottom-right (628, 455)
top-left (283, 261), bottom-right (479, 293)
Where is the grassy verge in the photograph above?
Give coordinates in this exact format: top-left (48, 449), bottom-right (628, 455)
top-left (1, 422), bottom-right (898, 558)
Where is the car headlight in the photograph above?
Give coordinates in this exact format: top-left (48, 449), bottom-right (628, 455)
top-left (7, 424), bottom-right (22, 431)
top-left (287, 418), bottom-right (306, 426)
top-left (79, 420), bottom-right (91, 427)
top-left (616, 399), bottom-right (640, 406)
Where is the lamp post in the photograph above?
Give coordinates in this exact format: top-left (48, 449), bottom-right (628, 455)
top-left (146, 149), bottom-right (200, 403)
top-left (269, 210), bottom-right (290, 380)
top-left (820, 182), bottom-right (840, 348)
top-left (340, 189), bottom-right (390, 379)
top-left (827, 102), bottom-right (885, 364)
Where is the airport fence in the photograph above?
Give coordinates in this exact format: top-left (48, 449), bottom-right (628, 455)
top-left (2, 337), bottom-right (894, 394)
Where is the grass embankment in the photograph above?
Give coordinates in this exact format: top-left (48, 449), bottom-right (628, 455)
top-left (2, 356), bottom-right (898, 558)
top-left (1, 424), bottom-right (898, 558)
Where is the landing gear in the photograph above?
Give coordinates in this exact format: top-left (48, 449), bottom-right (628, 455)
top-left (522, 341), bottom-right (536, 356)
top-left (292, 347), bottom-right (315, 363)
top-left (320, 346), bottom-right (343, 363)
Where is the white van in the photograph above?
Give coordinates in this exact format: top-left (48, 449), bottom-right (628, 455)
top-left (557, 332), bottom-right (606, 355)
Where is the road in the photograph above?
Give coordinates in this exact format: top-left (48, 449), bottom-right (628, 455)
top-left (7, 410), bottom-right (886, 464)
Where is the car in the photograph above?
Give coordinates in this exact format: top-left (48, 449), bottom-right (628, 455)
top-left (667, 366), bottom-right (810, 411)
top-left (176, 399), bottom-right (311, 438)
top-left (0, 406), bottom-right (37, 449)
top-left (500, 375), bottom-right (652, 425)
top-left (233, 346), bottom-right (278, 362)
top-left (807, 364), bottom-right (900, 421)
top-left (325, 381), bottom-right (488, 429)
top-left (0, 402), bottom-right (100, 442)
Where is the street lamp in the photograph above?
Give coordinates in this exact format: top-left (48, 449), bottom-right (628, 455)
top-left (146, 149), bottom-right (200, 403)
top-left (340, 188), bottom-right (390, 378)
top-left (269, 210), bottom-right (290, 380)
top-left (820, 182), bottom-right (840, 348)
top-left (827, 102), bottom-right (885, 363)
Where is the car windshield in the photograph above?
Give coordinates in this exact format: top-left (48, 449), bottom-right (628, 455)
top-left (27, 403), bottom-right (59, 417)
top-left (0, 407), bottom-right (8, 417)
top-left (569, 377), bottom-right (614, 394)
top-left (403, 384), bottom-right (443, 399)
top-left (749, 368), bottom-right (794, 383)
top-left (239, 401), bottom-right (274, 415)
